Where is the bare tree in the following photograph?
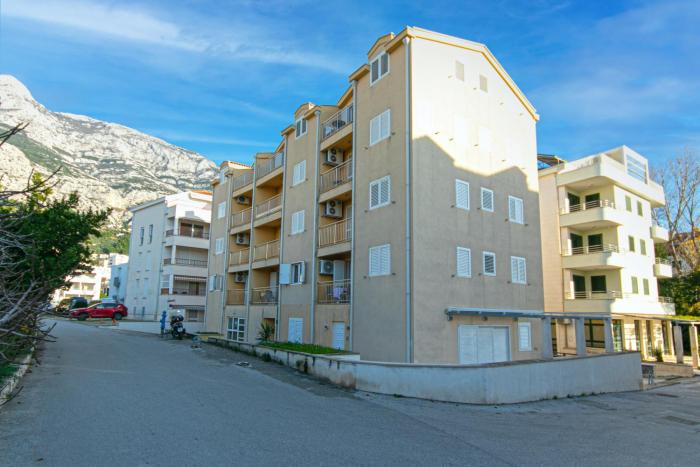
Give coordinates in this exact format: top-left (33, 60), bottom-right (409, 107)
top-left (654, 148), bottom-right (700, 274)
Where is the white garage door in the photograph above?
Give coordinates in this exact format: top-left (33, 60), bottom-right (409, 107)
top-left (331, 322), bottom-right (345, 350)
top-left (458, 325), bottom-right (510, 364)
top-left (288, 318), bottom-right (303, 343)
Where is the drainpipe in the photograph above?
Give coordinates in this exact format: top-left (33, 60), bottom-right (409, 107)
top-left (276, 137), bottom-right (289, 341)
top-left (216, 168), bottom-right (234, 335)
top-left (309, 110), bottom-right (322, 343)
top-left (403, 36), bottom-right (413, 363)
top-left (348, 80), bottom-right (358, 352)
top-left (244, 163), bottom-right (259, 340)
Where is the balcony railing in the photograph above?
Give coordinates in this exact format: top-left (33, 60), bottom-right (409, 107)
top-left (317, 279), bottom-right (351, 304)
top-left (250, 286), bottom-right (279, 305)
top-left (163, 258), bottom-right (207, 268)
top-left (322, 104), bottom-right (354, 140)
top-left (226, 289), bottom-right (246, 306)
top-left (566, 243), bottom-right (621, 256)
top-left (165, 229), bottom-right (210, 240)
top-left (256, 152), bottom-right (284, 179)
top-left (566, 290), bottom-right (623, 300)
top-left (229, 248), bottom-right (250, 266)
top-left (561, 199), bottom-right (615, 214)
top-left (319, 159), bottom-right (352, 194)
top-left (318, 218), bottom-right (352, 248)
top-left (659, 296), bottom-right (674, 303)
top-left (655, 257), bottom-right (672, 266)
top-left (231, 208), bottom-right (252, 227)
top-left (171, 288), bottom-right (206, 296)
top-left (232, 171), bottom-right (253, 191)
top-left (252, 240), bottom-right (279, 262)
top-left (255, 194), bottom-right (282, 218)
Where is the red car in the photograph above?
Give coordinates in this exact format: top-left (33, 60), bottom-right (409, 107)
top-left (70, 302), bottom-right (128, 321)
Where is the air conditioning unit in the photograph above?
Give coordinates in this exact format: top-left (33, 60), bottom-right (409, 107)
top-left (235, 196), bottom-right (251, 205)
top-left (325, 148), bottom-right (344, 165)
top-left (234, 272), bottom-right (247, 283)
top-left (235, 233), bottom-right (250, 245)
top-left (319, 260), bottom-right (334, 275)
top-left (323, 200), bottom-right (343, 218)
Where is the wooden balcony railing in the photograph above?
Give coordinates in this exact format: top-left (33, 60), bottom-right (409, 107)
top-left (256, 152), bottom-right (284, 179)
top-left (322, 104), bottom-right (353, 140)
top-left (319, 159), bottom-right (352, 193)
top-left (252, 240), bottom-right (279, 262)
top-left (229, 249), bottom-right (250, 266)
top-left (232, 171), bottom-right (253, 191)
top-left (226, 289), bottom-right (247, 306)
top-left (250, 286), bottom-right (279, 305)
top-left (163, 258), bottom-right (207, 267)
top-left (317, 279), bottom-right (351, 304)
top-left (231, 208), bottom-right (252, 227)
top-left (254, 194), bottom-right (282, 218)
top-left (318, 218), bottom-right (352, 248)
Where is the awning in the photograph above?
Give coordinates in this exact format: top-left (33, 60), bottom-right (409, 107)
top-left (445, 307), bottom-right (610, 320)
top-left (173, 275), bottom-right (206, 282)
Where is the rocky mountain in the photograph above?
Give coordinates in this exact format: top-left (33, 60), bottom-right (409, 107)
top-left (0, 75), bottom-right (217, 223)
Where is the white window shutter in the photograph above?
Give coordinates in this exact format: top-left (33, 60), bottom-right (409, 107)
top-left (455, 180), bottom-right (469, 210)
top-left (380, 110), bottom-right (391, 140)
top-left (380, 177), bottom-right (390, 205)
top-left (299, 160), bottom-right (306, 182)
top-left (483, 252), bottom-right (496, 276)
top-left (298, 210), bottom-right (304, 232)
top-left (370, 182), bottom-right (380, 208)
top-left (279, 264), bottom-right (291, 285)
top-left (456, 247), bottom-right (471, 277)
top-left (299, 261), bottom-right (306, 283)
top-left (509, 196), bottom-right (524, 224)
top-left (370, 115), bottom-right (380, 145)
top-left (518, 322), bottom-right (532, 351)
top-left (380, 245), bottom-right (390, 275)
top-left (511, 256), bottom-right (526, 284)
top-left (481, 188), bottom-right (494, 212)
top-left (380, 53), bottom-right (389, 75)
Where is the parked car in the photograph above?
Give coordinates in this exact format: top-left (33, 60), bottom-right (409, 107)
top-left (55, 297), bottom-right (89, 315)
top-left (70, 302), bottom-right (128, 321)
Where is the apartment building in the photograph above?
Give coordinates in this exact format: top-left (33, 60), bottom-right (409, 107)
top-left (538, 147), bottom-right (676, 360)
top-left (125, 191), bottom-right (212, 327)
top-left (53, 253), bottom-right (124, 303)
top-left (204, 27), bottom-right (547, 365)
top-left (108, 255), bottom-right (129, 303)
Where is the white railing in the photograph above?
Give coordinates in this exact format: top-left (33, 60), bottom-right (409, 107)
top-left (226, 289), bottom-right (247, 306)
top-left (317, 280), bottom-right (351, 304)
top-left (254, 194), bottom-right (282, 218)
top-left (566, 291), bottom-right (623, 300)
top-left (250, 286), bottom-right (279, 305)
top-left (566, 243), bottom-right (621, 256)
top-left (163, 258), bottom-right (207, 267)
top-left (229, 249), bottom-right (250, 266)
top-left (256, 152), bottom-right (284, 179)
top-left (231, 208), bottom-right (252, 227)
top-left (318, 218), bottom-right (352, 248)
top-left (232, 171), bottom-right (254, 191)
top-left (658, 296), bottom-right (674, 304)
top-left (319, 159), bottom-right (352, 193)
top-left (562, 199), bottom-right (615, 214)
top-left (252, 240), bottom-right (280, 262)
top-left (165, 229), bottom-right (210, 239)
top-left (322, 104), bottom-right (354, 140)
top-left (655, 257), bottom-right (672, 266)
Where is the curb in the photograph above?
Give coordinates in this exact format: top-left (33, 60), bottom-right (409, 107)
top-left (0, 350), bottom-right (34, 406)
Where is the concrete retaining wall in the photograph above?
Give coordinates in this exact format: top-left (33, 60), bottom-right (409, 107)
top-left (207, 338), bottom-right (642, 404)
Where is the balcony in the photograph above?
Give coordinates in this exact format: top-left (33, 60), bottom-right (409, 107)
top-left (559, 200), bottom-right (624, 230)
top-left (254, 195), bottom-right (282, 220)
top-left (165, 229), bottom-right (209, 240)
top-left (654, 258), bottom-right (673, 278)
top-left (318, 218), bottom-right (352, 256)
top-left (252, 240), bottom-right (280, 264)
top-left (319, 159), bottom-right (352, 202)
top-left (232, 171), bottom-right (253, 192)
top-left (322, 104), bottom-right (353, 141)
top-left (163, 258), bottom-right (207, 268)
top-left (561, 244), bottom-right (627, 270)
top-left (250, 286), bottom-right (278, 305)
top-left (256, 152), bottom-right (284, 181)
top-left (164, 228), bottom-right (210, 249)
top-left (231, 208), bottom-right (252, 230)
top-left (229, 249), bottom-right (250, 267)
top-left (564, 291), bottom-right (676, 315)
top-left (651, 224), bottom-right (669, 242)
top-left (226, 289), bottom-right (246, 306)
top-left (317, 279), bottom-right (351, 304)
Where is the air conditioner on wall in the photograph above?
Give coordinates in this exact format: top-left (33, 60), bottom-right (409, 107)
top-left (325, 148), bottom-right (344, 165)
top-left (323, 200), bottom-right (343, 218)
top-left (234, 272), bottom-right (247, 283)
top-left (235, 196), bottom-right (251, 205)
top-left (319, 260), bottom-right (334, 275)
top-left (235, 233), bottom-right (250, 245)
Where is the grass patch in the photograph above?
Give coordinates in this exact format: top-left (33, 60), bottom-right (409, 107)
top-left (0, 363), bottom-right (19, 386)
top-left (259, 341), bottom-right (349, 355)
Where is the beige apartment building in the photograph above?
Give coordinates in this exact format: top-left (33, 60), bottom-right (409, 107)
top-left (204, 27), bottom-right (548, 364)
top-left (538, 147), bottom-right (677, 360)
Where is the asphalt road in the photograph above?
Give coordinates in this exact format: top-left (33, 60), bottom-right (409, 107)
top-left (1, 320), bottom-right (700, 466)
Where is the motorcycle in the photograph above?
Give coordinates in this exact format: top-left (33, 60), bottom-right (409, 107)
top-left (170, 315), bottom-right (186, 340)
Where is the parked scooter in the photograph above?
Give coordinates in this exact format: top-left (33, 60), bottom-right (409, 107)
top-left (170, 314), bottom-right (186, 340)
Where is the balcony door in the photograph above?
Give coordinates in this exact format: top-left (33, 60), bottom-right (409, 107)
top-left (573, 275), bottom-right (586, 298)
top-left (590, 275), bottom-right (607, 296)
top-left (584, 193), bottom-right (600, 207)
top-left (567, 193), bottom-right (581, 211)
top-left (587, 234), bottom-right (603, 252)
top-left (570, 234), bottom-right (583, 254)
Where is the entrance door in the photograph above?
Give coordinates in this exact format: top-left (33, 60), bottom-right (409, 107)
top-left (331, 322), bottom-right (345, 350)
top-left (288, 318), bottom-right (303, 343)
top-left (573, 275), bottom-right (586, 298)
top-left (458, 325), bottom-right (510, 364)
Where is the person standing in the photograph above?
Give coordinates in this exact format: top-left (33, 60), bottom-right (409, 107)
top-left (160, 311), bottom-right (167, 337)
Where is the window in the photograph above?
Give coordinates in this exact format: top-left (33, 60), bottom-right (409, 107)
top-left (143, 278), bottom-right (149, 297)
top-left (227, 317), bottom-right (246, 342)
top-left (209, 274), bottom-right (220, 292)
top-left (640, 239), bottom-right (647, 256)
top-left (291, 210), bottom-right (305, 235)
top-left (631, 276), bottom-right (639, 294)
top-left (455, 180), bottom-right (470, 210)
top-left (217, 202), bottom-right (226, 219)
top-left (479, 74), bottom-right (488, 92)
top-left (290, 261), bottom-right (305, 285)
top-left (628, 236), bottom-right (635, 252)
top-left (369, 244), bottom-right (391, 276)
top-left (518, 322), bottom-right (532, 351)
top-left (456, 247), bottom-right (472, 278)
top-left (626, 155), bottom-right (648, 183)
top-left (292, 160), bottom-right (306, 186)
top-left (625, 196), bottom-right (632, 212)
top-left (481, 188), bottom-right (494, 212)
top-left (478, 126), bottom-right (492, 152)
top-left (637, 201), bottom-right (643, 217)
top-left (508, 196), bottom-right (524, 224)
top-left (483, 251), bottom-right (496, 276)
top-left (295, 117), bottom-right (307, 138)
top-left (160, 274), bottom-right (170, 289)
top-left (455, 60), bottom-right (464, 81)
top-left (369, 109), bottom-right (391, 145)
top-left (148, 224), bottom-right (153, 244)
top-left (643, 278), bottom-right (650, 295)
top-left (139, 227), bottom-right (144, 246)
top-left (585, 319), bottom-right (606, 348)
top-left (369, 176), bottom-right (390, 210)
top-left (510, 256), bottom-right (527, 284)
top-left (370, 52), bottom-right (389, 84)
top-left (215, 237), bottom-right (225, 255)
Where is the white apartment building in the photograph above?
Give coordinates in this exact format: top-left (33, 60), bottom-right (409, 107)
top-left (124, 191), bottom-right (212, 327)
top-left (108, 255), bottom-right (129, 303)
top-left (53, 253), bottom-right (125, 303)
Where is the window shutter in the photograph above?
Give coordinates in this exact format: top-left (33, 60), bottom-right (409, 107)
top-left (456, 247), bottom-right (471, 277)
top-left (279, 264), bottom-right (291, 285)
top-left (481, 188), bottom-right (494, 212)
top-left (455, 180), bottom-right (470, 210)
top-left (369, 177), bottom-right (390, 209)
top-left (299, 160), bottom-right (306, 183)
top-left (511, 257), bottom-right (526, 284)
top-left (299, 261), bottom-right (306, 284)
top-left (370, 182), bottom-right (380, 208)
top-left (380, 110), bottom-right (391, 140)
top-left (371, 58), bottom-right (379, 83)
top-left (369, 247), bottom-right (379, 276)
top-left (369, 244), bottom-right (390, 276)
top-left (291, 211), bottom-right (304, 234)
top-left (518, 322), bottom-right (532, 351)
top-left (455, 61), bottom-right (464, 81)
top-left (380, 245), bottom-right (390, 275)
top-left (380, 53), bottom-right (389, 75)
top-left (380, 177), bottom-right (390, 205)
top-left (508, 196), bottom-right (524, 224)
top-left (479, 74), bottom-right (488, 92)
top-left (370, 115), bottom-right (380, 145)
top-left (483, 252), bottom-right (496, 275)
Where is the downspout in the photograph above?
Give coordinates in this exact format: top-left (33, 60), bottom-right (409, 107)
top-left (403, 36), bottom-right (413, 363)
top-left (216, 170), bottom-right (234, 335)
top-left (276, 137), bottom-right (289, 341)
top-left (244, 163), bottom-right (258, 340)
top-left (348, 81), bottom-right (358, 351)
top-left (309, 110), bottom-right (322, 343)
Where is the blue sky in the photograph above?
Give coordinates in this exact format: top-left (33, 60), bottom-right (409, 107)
top-left (1, 0), bottom-right (698, 166)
